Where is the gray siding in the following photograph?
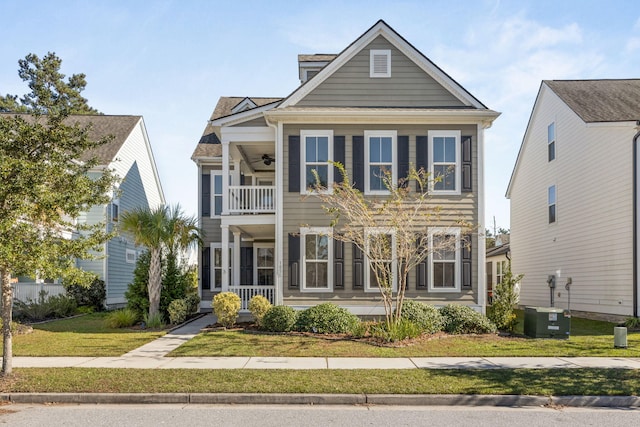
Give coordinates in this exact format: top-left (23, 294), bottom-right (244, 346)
top-left (297, 36), bottom-right (465, 108)
top-left (76, 201), bottom-right (107, 279)
top-left (282, 123), bottom-right (479, 305)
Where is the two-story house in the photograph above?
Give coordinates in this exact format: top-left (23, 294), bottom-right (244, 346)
top-left (507, 79), bottom-right (640, 319)
top-left (192, 20), bottom-right (499, 313)
top-left (74, 115), bottom-right (165, 307)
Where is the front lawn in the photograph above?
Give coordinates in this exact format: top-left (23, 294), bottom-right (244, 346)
top-left (168, 313), bottom-right (640, 358)
top-left (1, 313), bottom-right (166, 356)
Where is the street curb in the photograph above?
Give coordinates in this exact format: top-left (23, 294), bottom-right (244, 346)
top-left (1, 393), bottom-right (639, 407)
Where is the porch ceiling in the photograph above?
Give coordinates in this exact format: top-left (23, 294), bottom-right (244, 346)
top-left (230, 223), bottom-right (275, 240)
top-left (232, 142), bottom-right (275, 173)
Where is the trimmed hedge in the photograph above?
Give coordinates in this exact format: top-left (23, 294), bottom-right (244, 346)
top-left (296, 303), bottom-right (360, 334)
top-left (440, 304), bottom-right (497, 334)
top-left (396, 300), bottom-right (443, 334)
top-left (261, 305), bottom-right (298, 332)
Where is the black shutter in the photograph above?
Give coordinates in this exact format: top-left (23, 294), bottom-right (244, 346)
top-left (289, 135), bottom-right (300, 192)
top-left (202, 247), bottom-right (211, 290)
top-left (398, 135), bottom-right (409, 187)
top-left (352, 244), bottom-right (364, 290)
top-left (416, 136), bottom-right (428, 192)
top-left (352, 135), bottom-right (364, 192)
top-left (201, 174), bottom-right (210, 217)
top-left (334, 238), bottom-right (344, 290)
top-left (288, 233), bottom-right (300, 289)
top-left (240, 247), bottom-right (253, 285)
top-left (416, 235), bottom-right (428, 290)
top-left (462, 234), bottom-right (472, 290)
top-left (461, 135), bottom-right (472, 192)
top-left (334, 135), bottom-right (345, 184)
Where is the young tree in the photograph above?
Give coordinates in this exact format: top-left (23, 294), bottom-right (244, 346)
top-left (311, 164), bottom-right (471, 326)
top-left (120, 204), bottom-right (201, 319)
top-left (0, 52), bottom-right (116, 376)
top-left (489, 262), bottom-right (523, 331)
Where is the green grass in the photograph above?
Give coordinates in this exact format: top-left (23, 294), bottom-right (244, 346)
top-left (2, 313), bottom-right (166, 356)
top-left (169, 313), bottom-right (640, 358)
top-left (1, 368), bottom-right (638, 396)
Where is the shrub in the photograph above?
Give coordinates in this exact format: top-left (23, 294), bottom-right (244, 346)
top-left (184, 293), bottom-right (200, 315)
top-left (440, 304), bottom-right (497, 334)
top-left (248, 295), bottom-right (271, 327)
top-left (488, 264), bottom-right (523, 332)
top-left (13, 291), bottom-right (77, 322)
top-left (144, 311), bottom-right (165, 329)
top-left (104, 308), bottom-right (138, 328)
top-left (261, 305), bottom-right (298, 332)
top-left (296, 303), bottom-right (360, 334)
top-left (396, 300), bottom-right (443, 334)
top-left (213, 292), bottom-right (241, 329)
top-left (64, 278), bottom-right (106, 311)
top-left (369, 319), bottom-right (422, 342)
top-left (168, 299), bottom-right (188, 325)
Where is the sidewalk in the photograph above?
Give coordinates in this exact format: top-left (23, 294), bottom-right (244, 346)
top-left (5, 313), bottom-right (640, 369)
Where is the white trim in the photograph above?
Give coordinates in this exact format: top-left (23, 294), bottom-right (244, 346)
top-left (477, 123), bottom-right (486, 312)
top-left (300, 227), bottom-right (333, 292)
top-left (231, 97), bottom-right (257, 114)
top-left (220, 126), bottom-right (275, 142)
top-left (278, 21), bottom-right (485, 109)
top-left (370, 49), bottom-right (391, 78)
top-left (428, 227), bottom-right (461, 293)
top-left (212, 242), bottom-right (233, 291)
top-left (300, 129), bottom-right (334, 194)
top-left (364, 130), bottom-right (397, 195)
top-left (265, 108), bottom-right (500, 124)
top-left (364, 228), bottom-right (397, 293)
top-left (210, 102), bottom-right (279, 127)
top-left (253, 242), bottom-right (275, 286)
top-left (428, 130), bottom-right (461, 195)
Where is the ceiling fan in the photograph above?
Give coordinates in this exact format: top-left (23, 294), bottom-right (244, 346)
top-left (261, 154), bottom-right (275, 166)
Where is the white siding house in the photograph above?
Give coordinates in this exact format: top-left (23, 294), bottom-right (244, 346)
top-left (507, 80), bottom-right (640, 318)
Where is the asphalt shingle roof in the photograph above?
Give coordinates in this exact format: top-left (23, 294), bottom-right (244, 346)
top-left (545, 79), bottom-right (640, 123)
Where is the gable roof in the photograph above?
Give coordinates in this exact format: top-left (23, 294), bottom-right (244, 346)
top-left (486, 243), bottom-right (510, 258)
top-left (279, 19), bottom-right (488, 110)
top-left (545, 79), bottom-right (640, 123)
top-left (0, 113), bottom-right (141, 165)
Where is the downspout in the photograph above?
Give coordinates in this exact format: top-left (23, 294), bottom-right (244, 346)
top-left (633, 126), bottom-right (640, 317)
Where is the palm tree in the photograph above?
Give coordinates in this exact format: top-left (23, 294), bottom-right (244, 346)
top-left (120, 204), bottom-right (202, 318)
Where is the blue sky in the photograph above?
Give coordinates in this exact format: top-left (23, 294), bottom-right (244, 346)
top-left (2, 0), bottom-right (639, 231)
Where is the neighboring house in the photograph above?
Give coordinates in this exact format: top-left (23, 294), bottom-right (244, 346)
top-left (192, 20), bottom-right (500, 313)
top-left (507, 79), bottom-right (640, 318)
top-left (13, 115), bottom-right (165, 307)
top-left (485, 239), bottom-right (510, 304)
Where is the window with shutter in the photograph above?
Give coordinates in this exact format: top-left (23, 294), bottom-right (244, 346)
top-left (428, 227), bottom-right (462, 292)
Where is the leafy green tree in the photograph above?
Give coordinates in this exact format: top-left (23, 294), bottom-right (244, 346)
top-left (0, 52), bottom-right (115, 376)
top-left (489, 262), bottom-right (523, 332)
top-left (120, 204), bottom-right (201, 319)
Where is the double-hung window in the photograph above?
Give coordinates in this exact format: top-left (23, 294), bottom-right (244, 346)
top-left (301, 227), bottom-right (332, 291)
top-left (496, 260), bottom-right (507, 285)
top-left (364, 228), bottom-right (396, 292)
top-left (429, 227), bottom-right (461, 292)
top-left (254, 244), bottom-right (275, 286)
top-left (301, 130), bottom-right (333, 193)
top-left (365, 130), bottom-right (397, 194)
top-left (548, 122), bottom-right (555, 162)
top-left (211, 172), bottom-right (223, 216)
top-left (429, 130), bottom-right (461, 194)
top-left (548, 185), bottom-right (556, 223)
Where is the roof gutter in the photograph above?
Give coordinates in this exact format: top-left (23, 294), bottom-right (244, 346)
top-left (633, 126), bottom-right (640, 317)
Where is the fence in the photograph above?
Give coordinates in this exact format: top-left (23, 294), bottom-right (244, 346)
top-left (12, 282), bottom-right (66, 303)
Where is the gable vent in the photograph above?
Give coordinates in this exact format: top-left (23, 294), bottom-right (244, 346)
top-left (370, 49), bottom-right (391, 78)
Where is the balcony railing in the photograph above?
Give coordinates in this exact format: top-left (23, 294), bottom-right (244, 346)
top-left (228, 186), bottom-right (275, 213)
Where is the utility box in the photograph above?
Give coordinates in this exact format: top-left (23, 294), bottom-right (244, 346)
top-left (524, 306), bottom-right (570, 339)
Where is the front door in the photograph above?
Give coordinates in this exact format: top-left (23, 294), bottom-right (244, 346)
top-left (254, 243), bottom-right (275, 286)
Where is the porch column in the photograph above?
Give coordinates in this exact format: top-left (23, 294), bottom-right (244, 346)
top-left (233, 231), bottom-right (241, 286)
top-left (221, 224), bottom-right (229, 292)
top-left (222, 139), bottom-right (230, 215)
top-left (233, 160), bottom-right (241, 187)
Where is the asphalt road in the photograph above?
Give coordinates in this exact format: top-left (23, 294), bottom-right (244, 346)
top-left (1, 404), bottom-right (640, 426)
